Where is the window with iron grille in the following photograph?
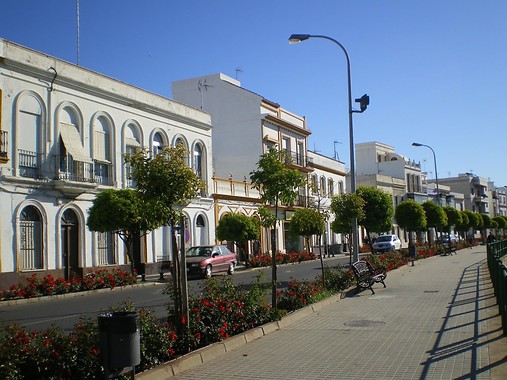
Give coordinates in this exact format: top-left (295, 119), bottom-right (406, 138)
top-left (19, 206), bottom-right (43, 270)
top-left (97, 231), bottom-right (115, 265)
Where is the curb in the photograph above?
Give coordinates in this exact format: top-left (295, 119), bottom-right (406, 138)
top-left (135, 291), bottom-right (344, 379)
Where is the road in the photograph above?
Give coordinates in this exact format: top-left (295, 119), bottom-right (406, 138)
top-left (0, 256), bottom-right (351, 332)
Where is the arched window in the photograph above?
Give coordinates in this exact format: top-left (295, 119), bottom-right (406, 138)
top-left (124, 123), bottom-right (141, 188)
top-left (19, 205), bottom-right (43, 270)
top-left (196, 215), bottom-right (205, 227)
top-left (17, 94), bottom-right (43, 178)
top-left (152, 132), bottom-right (164, 157)
top-left (320, 176), bottom-right (326, 197)
top-left (93, 115), bottom-right (113, 185)
top-left (311, 174), bottom-right (318, 194)
top-left (338, 181), bottom-right (344, 195)
top-left (328, 179), bottom-right (334, 197)
top-left (193, 143), bottom-right (203, 179)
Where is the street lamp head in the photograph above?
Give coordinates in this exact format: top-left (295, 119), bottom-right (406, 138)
top-left (288, 34), bottom-right (311, 44)
top-left (412, 142), bottom-right (423, 147)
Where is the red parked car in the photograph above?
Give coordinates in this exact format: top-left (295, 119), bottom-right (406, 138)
top-left (185, 245), bottom-right (237, 278)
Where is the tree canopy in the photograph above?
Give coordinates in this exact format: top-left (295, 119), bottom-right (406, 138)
top-left (290, 208), bottom-right (325, 252)
top-left (250, 148), bottom-right (306, 214)
top-left (422, 201), bottom-right (448, 229)
top-left (216, 213), bottom-right (260, 266)
top-left (125, 144), bottom-right (205, 225)
top-left (330, 193), bottom-right (365, 235)
top-left (87, 188), bottom-right (167, 271)
top-left (443, 206), bottom-right (462, 233)
top-left (395, 200), bottom-right (426, 246)
top-left (356, 186), bottom-right (393, 251)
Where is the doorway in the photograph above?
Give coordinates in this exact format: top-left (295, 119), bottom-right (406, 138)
top-left (61, 209), bottom-right (79, 280)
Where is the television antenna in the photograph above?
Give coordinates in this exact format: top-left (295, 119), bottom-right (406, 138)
top-left (235, 68), bottom-right (243, 80)
top-left (76, 0), bottom-right (80, 66)
top-left (333, 141), bottom-right (342, 160)
top-left (197, 79), bottom-right (213, 110)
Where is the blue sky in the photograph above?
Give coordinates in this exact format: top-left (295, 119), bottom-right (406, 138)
top-left (2, 0), bottom-right (507, 186)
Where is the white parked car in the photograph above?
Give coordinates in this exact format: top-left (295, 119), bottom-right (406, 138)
top-left (372, 234), bottom-right (401, 253)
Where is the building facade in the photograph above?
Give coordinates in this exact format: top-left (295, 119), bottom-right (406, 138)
top-left (173, 73), bottom-right (347, 254)
top-left (0, 39), bottom-right (214, 288)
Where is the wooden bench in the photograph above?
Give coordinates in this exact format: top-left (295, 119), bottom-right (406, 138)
top-left (351, 260), bottom-right (387, 294)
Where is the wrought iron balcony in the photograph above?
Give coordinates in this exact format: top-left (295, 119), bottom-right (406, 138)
top-left (18, 149), bottom-right (42, 179)
top-left (0, 131), bottom-right (7, 161)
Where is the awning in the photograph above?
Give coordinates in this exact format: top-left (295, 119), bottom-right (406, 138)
top-left (125, 137), bottom-right (141, 147)
top-left (59, 122), bottom-right (93, 163)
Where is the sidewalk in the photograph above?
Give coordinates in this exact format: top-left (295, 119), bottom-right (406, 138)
top-left (140, 245), bottom-right (507, 379)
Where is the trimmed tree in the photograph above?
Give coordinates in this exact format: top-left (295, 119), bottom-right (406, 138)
top-left (87, 189), bottom-right (168, 274)
top-left (455, 210), bottom-right (470, 240)
top-left (289, 208), bottom-right (326, 254)
top-left (463, 210), bottom-right (481, 241)
top-left (493, 216), bottom-right (507, 238)
top-left (422, 201), bottom-right (448, 244)
top-left (356, 186), bottom-right (394, 253)
top-left (124, 144), bottom-right (205, 323)
top-left (443, 206), bottom-right (462, 234)
top-left (250, 148), bottom-right (306, 308)
top-left (395, 200), bottom-right (427, 247)
top-left (216, 213), bottom-right (260, 267)
top-left (330, 193), bottom-right (365, 263)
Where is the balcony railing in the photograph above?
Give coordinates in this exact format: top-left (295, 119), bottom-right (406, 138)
top-left (94, 160), bottom-right (114, 186)
top-left (284, 150), bottom-right (313, 168)
top-left (18, 149), bottom-right (42, 179)
top-left (213, 177), bottom-right (261, 199)
top-left (0, 130), bottom-right (7, 159)
top-left (54, 154), bottom-right (94, 183)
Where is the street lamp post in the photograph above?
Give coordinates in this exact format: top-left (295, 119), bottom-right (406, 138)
top-left (289, 33), bottom-right (366, 262)
top-left (412, 142), bottom-right (441, 239)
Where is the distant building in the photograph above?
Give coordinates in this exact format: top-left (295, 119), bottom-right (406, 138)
top-left (434, 173), bottom-right (491, 215)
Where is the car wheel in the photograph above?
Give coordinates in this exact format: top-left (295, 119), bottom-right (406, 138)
top-left (204, 265), bottom-right (212, 279)
top-left (227, 262), bottom-right (235, 275)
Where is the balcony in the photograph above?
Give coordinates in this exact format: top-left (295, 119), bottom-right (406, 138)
top-left (53, 154), bottom-right (97, 196)
top-left (94, 160), bottom-right (114, 186)
top-left (0, 131), bottom-right (8, 163)
top-left (284, 150), bottom-right (313, 170)
top-left (213, 176), bottom-right (261, 200)
top-left (18, 149), bottom-right (42, 179)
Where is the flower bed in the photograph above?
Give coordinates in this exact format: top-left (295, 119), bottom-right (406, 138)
top-left (0, 269), bottom-right (137, 301)
top-left (250, 251), bottom-right (317, 267)
top-left (0, 248), bottom-right (441, 378)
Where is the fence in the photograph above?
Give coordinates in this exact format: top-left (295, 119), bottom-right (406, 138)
top-left (487, 240), bottom-right (507, 335)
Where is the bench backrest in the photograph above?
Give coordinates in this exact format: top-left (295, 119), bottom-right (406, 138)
top-left (351, 261), bottom-right (371, 277)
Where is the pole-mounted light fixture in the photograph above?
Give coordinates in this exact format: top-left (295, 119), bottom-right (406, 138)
top-left (289, 33), bottom-right (368, 263)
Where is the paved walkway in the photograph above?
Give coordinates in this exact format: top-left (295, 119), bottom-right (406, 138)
top-left (140, 245), bottom-right (507, 379)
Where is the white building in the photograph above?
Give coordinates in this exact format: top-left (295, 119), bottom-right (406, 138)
top-left (173, 73), bottom-right (347, 254)
top-left (0, 39), bottom-right (214, 288)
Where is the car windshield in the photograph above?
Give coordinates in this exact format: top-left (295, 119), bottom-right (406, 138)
top-left (376, 236), bottom-right (392, 242)
top-left (186, 247), bottom-right (213, 257)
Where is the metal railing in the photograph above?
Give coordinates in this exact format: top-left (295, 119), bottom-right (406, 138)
top-left (284, 150), bottom-right (313, 168)
top-left (487, 240), bottom-right (507, 335)
top-left (18, 149), bottom-right (42, 179)
top-left (54, 154), bottom-right (95, 183)
top-left (0, 130), bottom-right (7, 158)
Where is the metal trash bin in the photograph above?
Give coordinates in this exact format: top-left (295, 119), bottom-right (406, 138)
top-left (98, 311), bottom-right (140, 377)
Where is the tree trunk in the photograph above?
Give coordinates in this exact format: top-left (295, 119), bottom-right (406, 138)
top-left (271, 201), bottom-right (278, 309)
